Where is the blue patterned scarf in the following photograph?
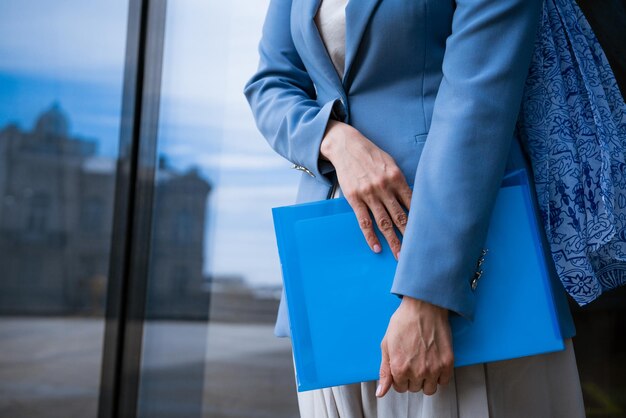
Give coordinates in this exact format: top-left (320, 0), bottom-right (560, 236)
top-left (516, 0), bottom-right (626, 306)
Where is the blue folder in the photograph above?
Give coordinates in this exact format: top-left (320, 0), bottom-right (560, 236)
top-left (272, 168), bottom-right (575, 392)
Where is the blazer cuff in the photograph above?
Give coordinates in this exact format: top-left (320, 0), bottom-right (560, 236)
top-left (391, 254), bottom-right (477, 321)
top-left (290, 99), bottom-right (339, 187)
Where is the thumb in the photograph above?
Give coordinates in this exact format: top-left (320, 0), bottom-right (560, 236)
top-left (377, 339), bottom-right (393, 397)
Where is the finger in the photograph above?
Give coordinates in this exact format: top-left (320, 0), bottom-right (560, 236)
top-left (390, 359), bottom-right (410, 394)
top-left (407, 378), bottom-right (424, 393)
top-left (381, 194), bottom-right (408, 235)
top-left (437, 333), bottom-right (454, 387)
top-left (350, 199), bottom-right (382, 253)
top-left (366, 199), bottom-right (401, 260)
top-left (437, 359), bottom-right (454, 386)
top-left (377, 340), bottom-right (393, 397)
top-left (422, 378), bottom-right (438, 396)
top-left (395, 180), bottom-right (413, 211)
top-left (392, 378), bottom-right (409, 394)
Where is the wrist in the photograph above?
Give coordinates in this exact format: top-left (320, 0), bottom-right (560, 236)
top-left (400, 296), bottom-right (449, 318)
top-left (320, 120), bottom-right (352, 162)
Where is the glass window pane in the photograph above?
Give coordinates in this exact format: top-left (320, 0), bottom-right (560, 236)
top-left (137, 1), bottom-right (300, 417)
top-left (0, 1), bottom-right (128, 416)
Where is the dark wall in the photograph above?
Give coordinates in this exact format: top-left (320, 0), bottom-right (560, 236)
top-left (576, 0), bottom-right (626, 98)
top-left (564, 3), bottom-right (626, 416)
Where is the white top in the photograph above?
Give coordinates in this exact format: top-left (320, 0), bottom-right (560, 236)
top-left (314, 0), bottom-right (348, 78)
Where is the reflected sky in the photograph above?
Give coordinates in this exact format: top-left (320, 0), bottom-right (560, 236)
top-left (0, 0), bottom-right (302, 287)
top-left (0, 0), bottom-right (128, 156)
top-left (158, 0), bottom-right (300, 287)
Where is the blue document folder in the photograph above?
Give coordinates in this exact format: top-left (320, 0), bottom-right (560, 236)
top-left (272, 168), bottom-right (575, 392)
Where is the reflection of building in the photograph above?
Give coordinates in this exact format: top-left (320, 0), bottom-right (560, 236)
top-left (0, 103), bottom-right (212, 318)
top-left (147, 158), bottom-right (212, 319)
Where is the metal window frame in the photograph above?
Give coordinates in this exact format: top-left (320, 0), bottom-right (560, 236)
top-left (98, 1), bottom-right (167, 417)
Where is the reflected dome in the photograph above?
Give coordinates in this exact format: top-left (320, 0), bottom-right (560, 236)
top-left (34, 102), bottom-right (70, 137)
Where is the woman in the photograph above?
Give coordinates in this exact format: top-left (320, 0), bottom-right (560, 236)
top-left (244, 0), bottom-right (587, 416)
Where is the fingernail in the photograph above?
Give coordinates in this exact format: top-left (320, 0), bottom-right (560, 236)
top-left (376, 384), bottom-right (382, 397)
top-left (373, 244), bottom-right (381, 253)
top-left (395, 250), bottom-right (401, 259)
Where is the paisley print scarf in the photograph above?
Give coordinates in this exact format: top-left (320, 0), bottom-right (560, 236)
top-left (516, 0), bottom-right (626, 306)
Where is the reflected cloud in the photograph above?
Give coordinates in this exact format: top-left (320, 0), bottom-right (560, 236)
top-left (197, 153), bottom-right (288, 171)
top-left (204, 185), bottom-right (297, 287)
top-left (0, 0), bottom-right (128, 84)
top-left (159, 0), bottom-right (270, 104)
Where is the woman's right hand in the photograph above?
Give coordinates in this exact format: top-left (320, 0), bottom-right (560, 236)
top-left (320, 120), bottom-right (413, 260)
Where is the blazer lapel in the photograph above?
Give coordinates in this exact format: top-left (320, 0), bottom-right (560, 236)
top-left (343, 0), bottom-right (382, 85)
top-left (299, 0), bottom-right (382, 92)
top-left (300, 0), bottom-right (345, 94)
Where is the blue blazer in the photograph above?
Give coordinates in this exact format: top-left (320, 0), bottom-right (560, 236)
top-left (244, 0), bottom-right (571, 338)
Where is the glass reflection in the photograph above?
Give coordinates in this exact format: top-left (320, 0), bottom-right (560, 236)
top-left (146, 160), bottom-right (212, 320)
top-left (0, 0), bottom-right (127, 416)
top-left (0, 103), bottom-right (114, 315)
top-left (137, 0), bottom-right (299, 417)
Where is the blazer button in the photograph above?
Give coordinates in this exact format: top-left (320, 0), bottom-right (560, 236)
top-left (471, 248), bottom-right (488, 291)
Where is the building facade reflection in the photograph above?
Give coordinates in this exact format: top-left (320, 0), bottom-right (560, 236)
top-left (0, 103), bottom-right (217, 320)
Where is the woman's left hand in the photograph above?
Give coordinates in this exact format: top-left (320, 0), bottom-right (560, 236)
top-left (319, 120), bottom-right (413, 260)
top-left (376, 296), bottom-right (454, 397)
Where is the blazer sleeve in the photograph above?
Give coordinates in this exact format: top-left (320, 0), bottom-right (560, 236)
top-left (243, 0), bottom-right (337, 187)
top-left (391, 0), bottom-right (543, 320)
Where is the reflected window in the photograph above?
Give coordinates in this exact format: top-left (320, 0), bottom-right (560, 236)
top-left (171, 265), bottom-right (190, 296)
top-left (27, 191), bottom-right (50, 233)
top-left (172, 208), bottom-right (193, 244)
top-left (81, 197), bottom-right (104, 232)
